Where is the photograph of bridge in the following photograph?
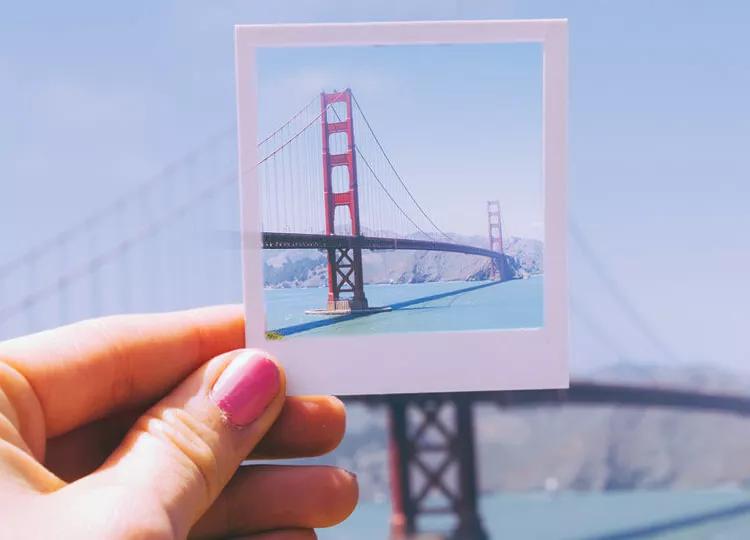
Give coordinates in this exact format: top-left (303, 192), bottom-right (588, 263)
top-left (254, 44), bottom-right (544, 338)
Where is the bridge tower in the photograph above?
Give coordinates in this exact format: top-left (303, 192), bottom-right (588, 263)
top-left (320, 89), bottom-right (369, 312)
top-left (487, 200), bottom-right (505, 280)
top-left (388, 395), bottom-right (488, 540)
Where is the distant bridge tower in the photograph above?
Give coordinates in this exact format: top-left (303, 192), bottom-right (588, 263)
top-left (487, 200), bottom-right (505, 280)
top-left (487, 200), bottom-right (503, 254)
top-left (388, 395), bottom-right (488, 540)
top-left (320, 89), bottom-right (369, 312)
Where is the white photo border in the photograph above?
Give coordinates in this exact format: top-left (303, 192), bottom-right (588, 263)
top-left (235, 19), bottom-right (568, 396)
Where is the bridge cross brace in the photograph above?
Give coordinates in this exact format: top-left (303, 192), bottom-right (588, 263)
top-left (388, 395), bottom-right (488, 540)
top-left (331, 248), bottom-right (356, 295)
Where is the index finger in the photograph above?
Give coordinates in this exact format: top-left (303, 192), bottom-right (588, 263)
top-left (0, 305), bottom-right (245, 438)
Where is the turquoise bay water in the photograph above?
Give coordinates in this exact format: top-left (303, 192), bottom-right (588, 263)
top-left (265, 277), bottom-right (543, 336)
top-left (320, 489), bottom-right (750, 539)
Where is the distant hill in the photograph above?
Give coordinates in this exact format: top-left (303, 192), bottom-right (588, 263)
top-left (304, 363), bottom-right (750, 502)
top-left (474, 363), bottom-right (750, 494)
top-left (262, 233), bottom-right (543, 288)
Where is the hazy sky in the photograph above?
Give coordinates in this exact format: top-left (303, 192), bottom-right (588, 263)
top-left (1, 1), bottom-right (749, 375)
top-left (256, 43), bottom-right (543, 239)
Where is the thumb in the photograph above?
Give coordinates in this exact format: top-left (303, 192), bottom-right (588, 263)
top-left (93, 348), bottom-right (285, 537)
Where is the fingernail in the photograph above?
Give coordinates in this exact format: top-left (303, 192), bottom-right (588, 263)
top-left (211, 350), bottom-right (280, 428)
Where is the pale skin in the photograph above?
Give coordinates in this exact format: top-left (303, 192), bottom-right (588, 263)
top-left (0, 305), bottom-right (358, 539)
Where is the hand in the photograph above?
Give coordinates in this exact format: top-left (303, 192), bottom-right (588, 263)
top-left (0, 305), bottom-right (358, 539)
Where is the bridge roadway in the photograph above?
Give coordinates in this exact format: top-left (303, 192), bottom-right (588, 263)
top-left (262, 232), bottom-right (504, 260)
top-left (343, 380), bottom-right (750, 415)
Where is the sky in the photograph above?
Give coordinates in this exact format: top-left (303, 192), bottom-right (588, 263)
top-left (256, 43), bottom-right (543, 240)
top-left (1, 0), bottom-right (749, 376)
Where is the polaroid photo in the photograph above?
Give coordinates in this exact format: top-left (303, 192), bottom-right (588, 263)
top-left (235, 19), bottom-right (568, 396)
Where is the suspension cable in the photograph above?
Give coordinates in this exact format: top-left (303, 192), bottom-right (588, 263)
top-left (350, 92), bottom-right (453, 242)
top-left (354, 146), bottom-right (433, 241)
top-left (327, 96), bottom-right (434, 241)
top-left (257, 95), bottom-right (317, 146)
top-left (255, 92), bottom-right (346, 168)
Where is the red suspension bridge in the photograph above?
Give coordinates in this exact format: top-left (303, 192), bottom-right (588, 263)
top-left (256, 89), bottom-right (509, 314)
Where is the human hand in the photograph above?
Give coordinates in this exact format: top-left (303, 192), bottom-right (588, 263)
top-left (0, 305), bottom-right (357, 539)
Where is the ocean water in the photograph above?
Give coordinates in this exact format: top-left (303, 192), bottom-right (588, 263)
top-left (319, 489), bottom-right (750, 539)
top-left (264, 277), bottom-right (543, 336)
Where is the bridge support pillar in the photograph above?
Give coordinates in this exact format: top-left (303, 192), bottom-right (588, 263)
top-left (325, 246), bottom-right (368, 312)
top-left (388, 395), bottom-right (488, 540)
top-left (319, 89), bottom-right (370, 314)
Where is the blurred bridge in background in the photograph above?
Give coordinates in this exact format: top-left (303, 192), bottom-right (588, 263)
top-left (3, 91), bottom-right (750, 540)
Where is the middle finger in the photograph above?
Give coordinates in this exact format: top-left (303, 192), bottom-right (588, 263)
top-left (189, 465), bottom-right (359, 539)
top-left (45, 396), bottom-right (347, 481)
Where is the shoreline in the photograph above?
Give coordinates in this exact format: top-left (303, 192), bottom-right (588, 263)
top-left (262, 273), bottom-right (544, 291)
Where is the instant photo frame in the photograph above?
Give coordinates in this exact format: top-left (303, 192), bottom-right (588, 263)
top-left (235, 19), bottom-right (568, 395)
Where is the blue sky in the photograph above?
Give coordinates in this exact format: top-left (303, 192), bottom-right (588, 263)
top-left (257, 44), bottom-right (543, 239)
top-left (1, 1), bottom-right (749, 375)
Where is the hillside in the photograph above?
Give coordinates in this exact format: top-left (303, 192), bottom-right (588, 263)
top-left (263, 234), bottom-right (543, 288)
top-left (304, 364), bottom-right (750, 502)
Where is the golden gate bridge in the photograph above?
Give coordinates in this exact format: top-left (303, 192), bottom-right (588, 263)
top-left (256, 88), bottom-right (508, 314)
top-left (3, 89), bottom-right (750, 539)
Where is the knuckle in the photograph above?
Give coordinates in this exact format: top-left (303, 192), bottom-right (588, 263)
top-left (71, 317), bottom-right (136, 408)
top-left (181, 308), bottom-right (214, 361)
top-left (0, 361), bottom-right (46, 459)
top-left (135, 405), bottom-right (222, 503)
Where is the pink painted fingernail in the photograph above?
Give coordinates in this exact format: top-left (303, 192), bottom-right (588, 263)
top-left (211, 350), bottom-right (280, 428)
